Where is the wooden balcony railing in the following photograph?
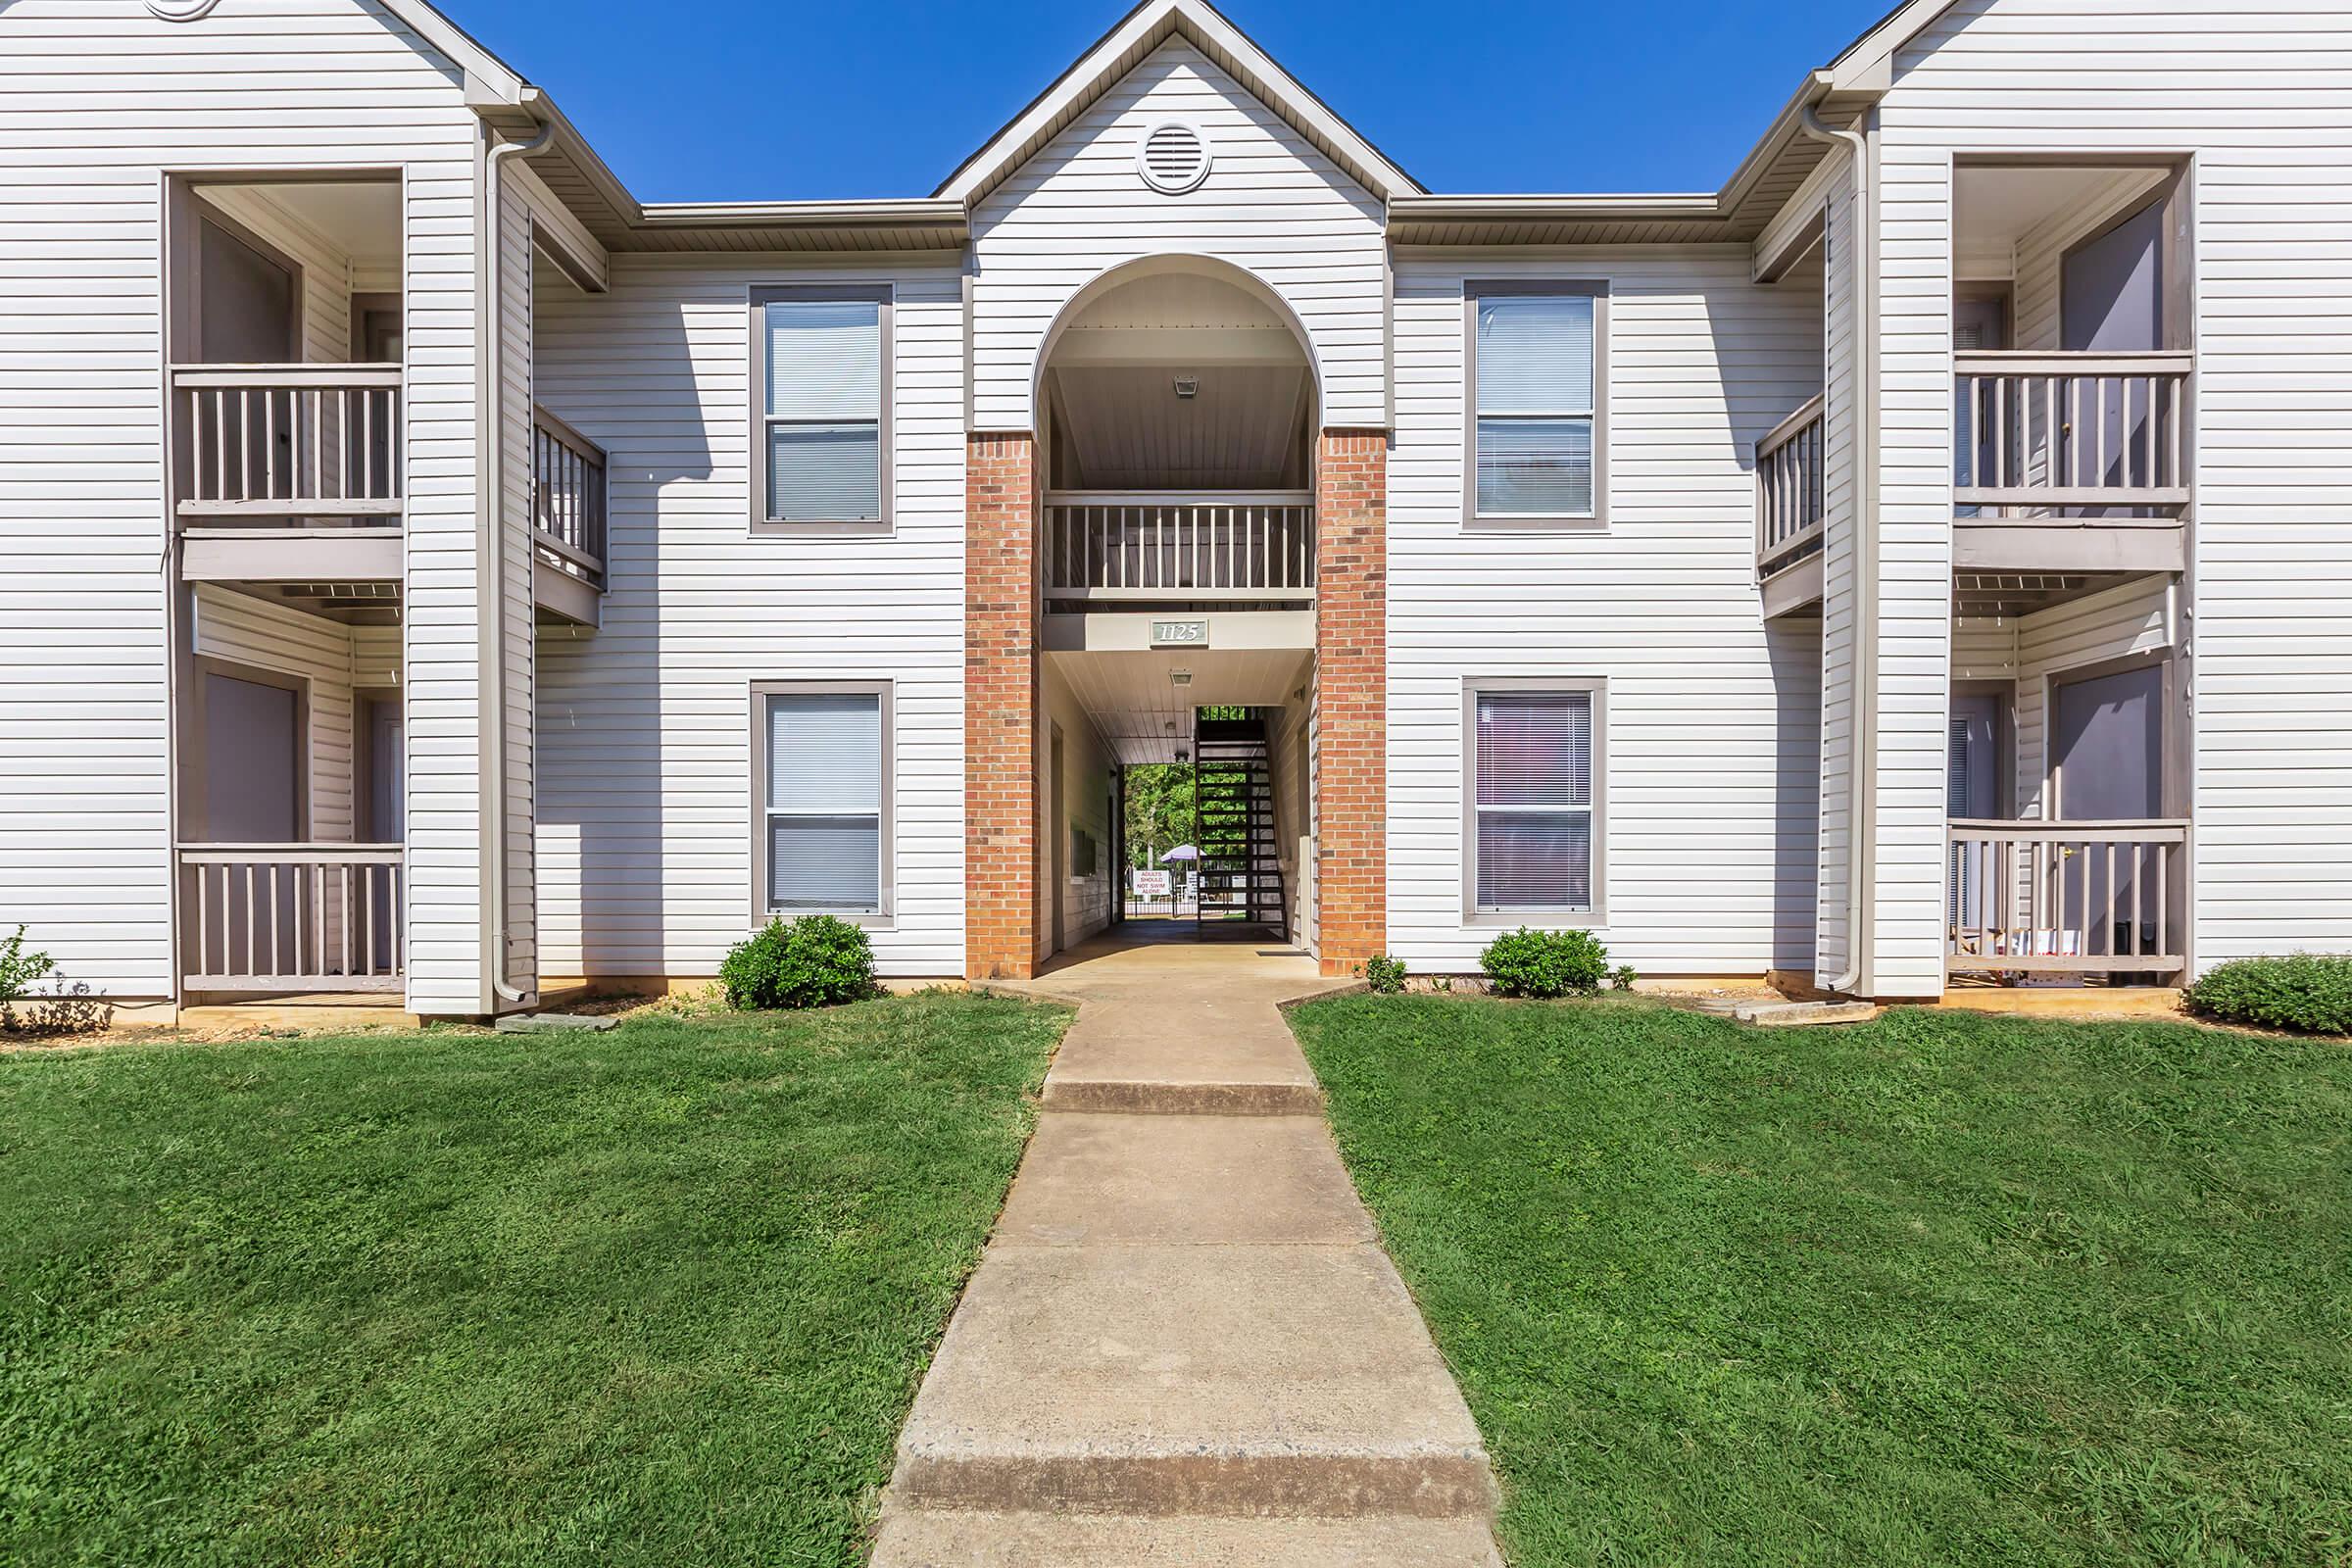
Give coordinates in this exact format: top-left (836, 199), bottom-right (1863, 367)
top-left (172, 364), bottom-right (402, 523)
top-left (532, 407), bottom-right (607, 591)
top-left (1755, 394), bottom-right (1826, 576)
top-left (1044, 491), bottom-right (1314, 603)
top-left (1946, 818), bottom-right (2188, 977)
top-left (1955, 351), bottom-right (2191, 512)
top-left (178, 844), bottom-right (405, 992)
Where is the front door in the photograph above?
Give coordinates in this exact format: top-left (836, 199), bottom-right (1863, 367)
top-left (197, 216), bottom-right (299, 509)
top-left (1947, 694), bottom-right (2001, 938)
top-left (1954, 293), bottom-right (2009, 507)
top-left (364, 697), bottom-right (406, 971)
top-left (1050, 725), bottom-right (1067, 954)
top-left (2062, 197), bottom-right (2166, 492)
top-left (202, 669), bottom-right (302, 975)
top-left (2052, 662), bottom-right (2164, 957)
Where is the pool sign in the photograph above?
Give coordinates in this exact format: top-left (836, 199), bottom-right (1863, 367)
top-left (1133, 869), bottom-right (1172, 898)
top-left (1151, 618), bottom-right (1208, 647)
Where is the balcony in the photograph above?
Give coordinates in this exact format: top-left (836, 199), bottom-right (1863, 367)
top-left (1946, 818), bottom-right (2188, 982)
top-left (172, 363), bottom-right (404, 582)
top-left (1754, 394), bottom-right (1825, 616)
top-left (177, 843), bottom-right (406, 993)
top-left (1044, 491), bottom-right (1315, 607)
top-left (531, 407), bottom-right (608, 627)
top-left (1953, 351), bottom-right (2190, 577)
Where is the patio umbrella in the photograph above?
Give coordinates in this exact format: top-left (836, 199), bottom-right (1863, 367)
top-left (1159, 845), bottom-right (1200, 862)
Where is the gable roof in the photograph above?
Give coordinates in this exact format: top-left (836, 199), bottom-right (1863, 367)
top-left (932, 0), bottom-right (1423, 205)
top-left (378, 0), bottom-right (1974, 253)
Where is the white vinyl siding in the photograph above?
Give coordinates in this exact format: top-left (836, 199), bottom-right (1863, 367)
top-left (531, 257), bottom-right (964, 979)
top-left (495, 161), bottom-right (541, 1001)
top-left (1470, 687), bottom-right (1599, 914)
top-left (761, 688), bottom-right (886, 915)
top-left (0, 0), bottom-right (484, 1007)
top-left (1813, 154), bottom-right (1862, 989)
top-left (1390, 250), bottom-right (1826, 975)
top-left (968, 37), bottom-right (1387, 431)
top-left (758, 292), bottom-right (886, 525)
top-left (1878, 0), bottom-right (2352, 976)
top-left (1469, 290), bottom-right (1602, 521)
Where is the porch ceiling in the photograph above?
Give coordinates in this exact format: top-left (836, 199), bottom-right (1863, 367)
top-left (1953, 570), bottom-right (2143, 619)
top-left (1047, 647), bottom-right (1310, 766)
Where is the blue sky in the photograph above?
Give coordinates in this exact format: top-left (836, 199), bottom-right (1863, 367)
top-left (445, 0), bottom-right (1894, 202)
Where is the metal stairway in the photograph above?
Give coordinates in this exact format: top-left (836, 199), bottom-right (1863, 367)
top-left (1193, 710), bottom-right (1286, 939)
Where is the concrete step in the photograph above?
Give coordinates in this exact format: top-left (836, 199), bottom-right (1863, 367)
top-left (996, 1113), bottom-right (1375, 1249)
top-left (888, 1243), bottom-right (1496, 1518)
top-left (1732, 999), bottom-right (1880, 1027)
top-left (871, 1508), bottom-right (1504, 1567)
top-left (1042, 1012), bottom-right (1325, 1115)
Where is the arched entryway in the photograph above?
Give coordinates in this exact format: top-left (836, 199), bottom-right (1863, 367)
top-left (963, 256), bottom-right (1386, 981)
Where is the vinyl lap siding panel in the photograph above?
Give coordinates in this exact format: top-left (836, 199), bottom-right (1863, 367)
top-left (530, 257), bottom-right (966, 978)
top-left (1815, 156), bottom-right (1861, 987)
top-left (498, 169), bottom-right (538, 992)
top-left (969, 39), bottom-right (1386, 431)
top-left (1887, 0), bottom-right (2352, 969)
top-left (0, 0), bottom-right (481, 1004)
top-left (1389, 249), bottom-right (1825, 975)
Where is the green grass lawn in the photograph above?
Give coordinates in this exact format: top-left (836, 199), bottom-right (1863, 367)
top-left (0, 992), bottom-right (1066, 1567)
top-left (1289, 996), bottom-right (2352, 1567)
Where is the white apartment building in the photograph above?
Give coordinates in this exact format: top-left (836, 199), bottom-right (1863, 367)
top-left (3, 0), bottom-right (2347, 1018)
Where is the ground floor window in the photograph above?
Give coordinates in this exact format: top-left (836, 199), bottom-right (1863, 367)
top-left (754, 682), bottom-right (891, 918)
top-left (1467, 680), bottom-right (1603, 919)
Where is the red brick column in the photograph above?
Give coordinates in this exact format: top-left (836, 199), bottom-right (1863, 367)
top-left (1314, 429), bottom-right (1388, 976)
top-left (965, 432), bottom-right (1039, 980)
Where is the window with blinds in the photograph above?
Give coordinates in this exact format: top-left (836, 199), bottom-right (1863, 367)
top-left (763, 690), bottom-right (883, 912)
top-left (1472, 290), bottom-right (1599, 518)
top-left (1473, 688), bottom-right (1596, 911)
top-left (760, 294), bottom-right (883, 523)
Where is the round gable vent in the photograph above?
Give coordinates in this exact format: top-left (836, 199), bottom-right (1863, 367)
top-left (1137, 122), bottom-right (1211, 195)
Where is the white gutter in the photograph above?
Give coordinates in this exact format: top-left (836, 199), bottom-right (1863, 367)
top-left (1797, 94), bottom-right (1878, 998)
top-left (480, 118), bottom-right (553, 1009)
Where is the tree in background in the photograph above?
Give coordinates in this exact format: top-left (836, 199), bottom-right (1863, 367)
top-left (1122, 762), bottom-right (1197, 869)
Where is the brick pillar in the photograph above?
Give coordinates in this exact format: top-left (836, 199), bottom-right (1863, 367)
top-left (965, 432), bottom-right (1039, 979)
top-left (1314, 429), bottom-right (1388, 976)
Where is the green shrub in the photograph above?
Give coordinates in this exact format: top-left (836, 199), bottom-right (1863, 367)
top-left (1610, 963), bottom-right (1640, 993)
top-left (1, 925), bottom-right (54, 1011)
top-left (0, 925), bottom-right (112, 1037)
top-left (1357, 955), bottom-right (1408, 995)
top-left (719, 915), bottom-right (879, 1010)
top-left (2184, 954), bottom-right (2352, 1035)
top-left (1480, 926), bottom-right (1611, 1000)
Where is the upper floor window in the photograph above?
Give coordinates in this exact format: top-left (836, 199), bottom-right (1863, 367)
top-left (1465, 281), bottom-right (1607, 526)
top-left (1466, 681), bottom-right (1604, 920)
top-left (752, 284), bottom-right (892, 530)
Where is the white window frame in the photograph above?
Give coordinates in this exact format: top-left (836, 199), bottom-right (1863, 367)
top-left (748, 282), bottom-right (894, 536)
top-left (1462, 279), bottom-right (1610, 529)
top-left (750, 679), bottom-right (895, 927)
top-left (1462, 676), bottom-right (1607, 925)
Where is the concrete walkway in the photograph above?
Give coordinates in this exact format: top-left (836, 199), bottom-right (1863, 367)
top-left (871, 930), bottom-right (1502, 1566)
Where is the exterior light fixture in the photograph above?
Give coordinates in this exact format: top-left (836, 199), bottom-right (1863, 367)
top-left (1169, 669), bottom-right (1193, 686)
top-left (1172, 375), bottom-right (1198, 399)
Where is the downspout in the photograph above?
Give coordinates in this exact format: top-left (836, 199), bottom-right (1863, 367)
top-left (1798, 93), bottom-right (1878, 997)
top-left (480, 118), bottom-right (553, 1008)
